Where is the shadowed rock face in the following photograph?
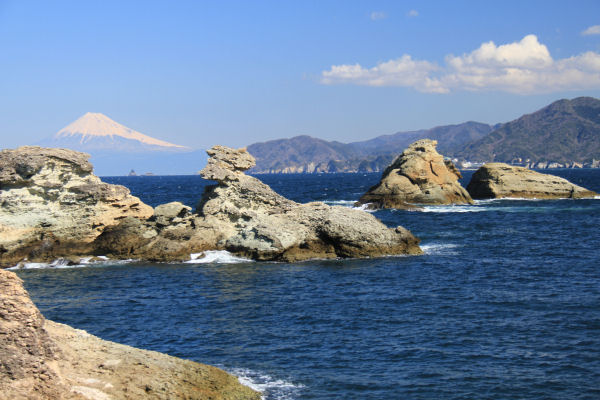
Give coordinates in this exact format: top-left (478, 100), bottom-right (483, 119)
top-left (466, 163), bottom-right (598, 199)
top-left (0, 146), bottom-right (153, 265)
top-left (356, 139), bottom-right (473, 210)
top-left (0, 269), bottom-right (261, 400)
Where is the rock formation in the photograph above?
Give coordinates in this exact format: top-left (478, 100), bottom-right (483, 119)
top-left (98, 146), bottom-right (422, 262)
top-left (356, 139), bottom-right (473, 209)
top-left (0, 146), bottom-right (153, 266)
top-left (0, 269), bottom-right (260, 400)
top-left (466, 163), bottom-right (598, 199)
top-left (1, 145), bottom-right (422, 265)
top-left (195, 146), bottom-right (422, 260)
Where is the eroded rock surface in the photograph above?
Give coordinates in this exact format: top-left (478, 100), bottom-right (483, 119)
top-left (2, 145), bottom-right (421, 264)
top-left (466, 163), bottom-right (598, 199)
top-left (195, 146), bottom-right (422, 261)
top-left (0, 146), bottom-right (153, 265)
top-left (0, 269), bottom-right (260, 400)
top-left (356, 139), bottom-right (473, 209)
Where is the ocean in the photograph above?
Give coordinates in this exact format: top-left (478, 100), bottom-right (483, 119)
top-left (14, 170), bottom-right (600, 399)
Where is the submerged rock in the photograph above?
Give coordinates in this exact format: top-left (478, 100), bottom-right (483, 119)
top-left (0, 146), bottom-right (153, 266)
top-left (356, 139), bottom-right (473, 209)
top-left (466, 163), bottom-right (598, 199)
top-left (0, 269), bottom-right (260, 400)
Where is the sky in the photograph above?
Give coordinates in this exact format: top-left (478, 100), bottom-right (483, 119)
top-left (1, 0), bottom-right (600, 150)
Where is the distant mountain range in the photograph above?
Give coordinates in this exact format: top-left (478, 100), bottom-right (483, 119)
top-left (459, 97), bottom-right (600, 164)
top-left (247, 122), bottom-right (494, 173)
top-left (247, 97), bottom-right (600, 173)
top-left (37, 113), bottom-right (207, 176)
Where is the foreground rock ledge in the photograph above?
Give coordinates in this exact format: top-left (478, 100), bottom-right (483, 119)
top-left (0, 269), bottom-right (260, 400)
top-left (356, 139), bottom-right (473, 210)
top-left (466, 163), bottom-right (598, 199)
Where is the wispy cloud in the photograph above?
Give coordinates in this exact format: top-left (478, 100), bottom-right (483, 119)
top-left (407, 9), bottom-right (419, 17)
top-left (320, 34), bottom-right (600, 94)
top-left (582, 25), bottom-right (600, 36)
top-left (370, 11), bottom-right (386, 21)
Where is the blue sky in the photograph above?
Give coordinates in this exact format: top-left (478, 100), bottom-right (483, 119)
top-left (1, 0), bottom-right (599, 149)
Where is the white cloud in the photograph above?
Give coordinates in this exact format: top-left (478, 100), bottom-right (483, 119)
top-left (582, 25), bottom-right (600, 36)
top-left (407, 10), bottom-right (419, 17)
top-left (320, 34), bottom-right (600, 94)
top-left (321, 55), bottom-right (447, 93)
top-left (370, 11), bottom-right (386, 21)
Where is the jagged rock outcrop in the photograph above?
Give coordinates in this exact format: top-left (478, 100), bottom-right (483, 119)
top-left (0, 269), bottom-right (260, 400)
top-left (466, 163), bottom-right (598, 199)
top-left (0, 146), bottom-right (153, 266)
top-left (2, 145), bottom-right (421, 265)
top-left (195, 146), bottom-right (422, 261)
top-left (356, 139), bottom-right (473, 209)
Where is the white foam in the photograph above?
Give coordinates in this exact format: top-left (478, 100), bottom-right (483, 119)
top-left (229, 368), bottom-right (304, 400)
top-left (324, 199), bottom-right (355, 207)
top-left (418, 205), bottom-right (488, 213)
top-left (186, 250), bottom-right (253, 264)
top-left (7, 257), bottom-right (131, 270)
top-left (420, 243), bottom-right (461, 256)
top-left (352, 203), bottom-right (375, 212)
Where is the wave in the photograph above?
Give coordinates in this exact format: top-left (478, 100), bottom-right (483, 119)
top-left (7, 256), bottom-right (130, 270)
top-left (420, 243), bottom-right (461, 256)
top-left (229, 368), bottom-right (304, 400)
top-left (352, 203), bottom-right (375, 212)
top-left (186, 250), bottom-right (253, 264)
top-left (324, 199), bottom-right (356, 207)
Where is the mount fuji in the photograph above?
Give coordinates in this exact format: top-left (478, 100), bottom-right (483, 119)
top-left (38, 113), bottom-right (207, 176)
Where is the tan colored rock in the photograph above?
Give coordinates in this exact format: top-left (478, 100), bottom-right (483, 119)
top-left (0, 269), bottom-right (76, 399)
top-left (466, 163), bottom-right (598, 199)
top-left (0, 146), bottom-right (153, 266)
top-left (0, 269), bottom-right (260, 400)
top-left (196, 146), bottom-right (422, 261)
top-left (1, 145), bottom-right (422, 264)
top-left (356, 139), bottom-right (473, 209)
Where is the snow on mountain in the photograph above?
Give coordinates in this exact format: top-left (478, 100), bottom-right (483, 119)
top-left (53, 112), bottom-right (189, 150)
top-left (36, 112), bottom-right (206, 176)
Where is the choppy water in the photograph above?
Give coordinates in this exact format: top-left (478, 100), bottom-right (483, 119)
top-left (15, 170), bottom-right (600, 399)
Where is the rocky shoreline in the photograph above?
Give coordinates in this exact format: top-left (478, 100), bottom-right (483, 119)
top-left (0, 145), bottom-right (422, 268)
top-left (0, 268), bottom-right (260, 399)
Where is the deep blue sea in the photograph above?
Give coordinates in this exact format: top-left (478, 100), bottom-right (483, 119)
top-left (14, 170), bottom-right (600, 399)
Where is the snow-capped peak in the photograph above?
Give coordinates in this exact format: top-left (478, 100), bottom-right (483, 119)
top-left (56, 112), bottom-right (188, 149)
